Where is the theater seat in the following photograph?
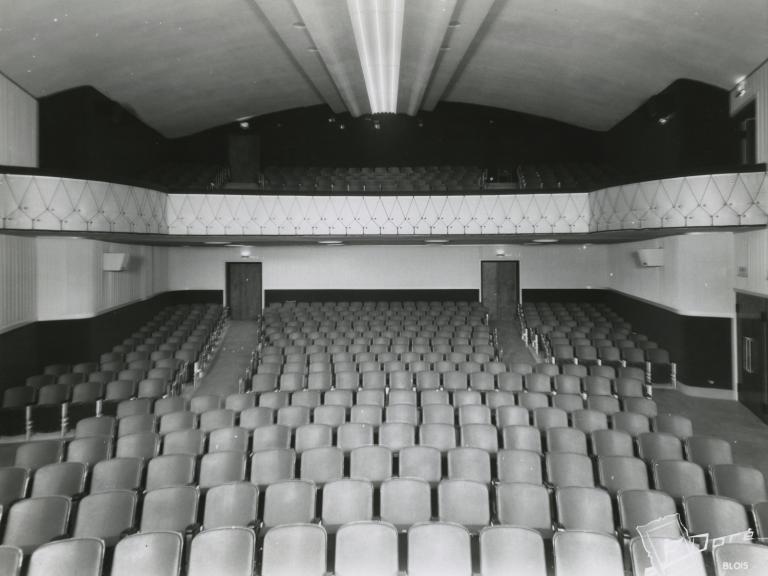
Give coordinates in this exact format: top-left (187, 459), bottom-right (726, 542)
top-left (408, 522), bottom-right (472, 576)
top-left (27, 538), bottom-right (104, 576)
top-left (111, 532), bottom-right (184, 576)
top-left (187, 526), bottom-right (256, 576)
top-left (261, 524), bottom-right (326, 576)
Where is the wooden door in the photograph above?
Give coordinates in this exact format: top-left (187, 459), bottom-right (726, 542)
top-left (481, 261), bottom-right (520, 324)
top-left (737, 292), bottom-right (767, 421)
top-left (226, 262), bottom-right (262, 320)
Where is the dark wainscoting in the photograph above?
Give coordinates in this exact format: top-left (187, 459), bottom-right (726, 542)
top-left (265, 289), bottom-right (480, 306)
top-left (0, 290), bottom-right (222, 390)
top-left (523, 288), bottom-right (732, 389)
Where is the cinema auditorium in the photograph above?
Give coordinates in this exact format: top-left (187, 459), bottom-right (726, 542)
top-left (0, 1), bottom-right (768, 574)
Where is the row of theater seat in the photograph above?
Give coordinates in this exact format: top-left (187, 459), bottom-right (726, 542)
top-left (1, 470), bottom-right (766, 574)
top-left (15, 521), bottom-right (764, 576)
top-left (0, 304), bottom-right (225, 435)
top-left (520, 301), bottom-right (674, 382)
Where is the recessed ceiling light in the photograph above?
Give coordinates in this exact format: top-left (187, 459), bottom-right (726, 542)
top-left (424, 239), bottom-right (448, 244)
top-left (532, 238), bottom-right (558, 243)
top-left (204, 241), bottom-right (229, 245)
top-left (318, 240), bottom-right (344, 245)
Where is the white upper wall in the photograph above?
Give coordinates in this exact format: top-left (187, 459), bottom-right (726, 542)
top-left (0, 235), bottom-right (160, 333)
top-left (0, 73), bottom-right (37, 167)
top-left (607, 232), bottom-right (735, 317)
top-left (162, 242), bottom-right (609, 295)
top-left (36, 237), bottom-right (159, 320)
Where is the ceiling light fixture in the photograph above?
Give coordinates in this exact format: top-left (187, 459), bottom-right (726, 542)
top-left (736, 80), bottom-right (747, 98)
top-left (424, 238), bottom-right (448, 244)
top-left (531, 238), bottom-right (558, 243)
top-left (347, 0), bottom-right (405, 113)
top-left (318, 239), bottom-right (344, 245)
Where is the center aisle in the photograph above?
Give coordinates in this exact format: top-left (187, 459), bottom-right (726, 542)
top-left (191, 320), bottom-right (260, 398)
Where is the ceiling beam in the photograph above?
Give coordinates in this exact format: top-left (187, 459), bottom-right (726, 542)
top-left (293, 0), bottom-right (371, 116)
top-left (397, 0), bottom-right (457, 115)
top-left (421, 0), bottom-right (498, 111)
top-left (251, 0), bottom-right (346, 114)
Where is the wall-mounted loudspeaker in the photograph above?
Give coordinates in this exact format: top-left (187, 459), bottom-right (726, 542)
top-left (103, 253), bottom-right (130, 272)
top-left (636, 248), bottom-right (664, 267)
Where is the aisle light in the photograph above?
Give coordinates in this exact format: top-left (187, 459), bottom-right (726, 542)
top-left (347, 0), bottom-right (405, 113)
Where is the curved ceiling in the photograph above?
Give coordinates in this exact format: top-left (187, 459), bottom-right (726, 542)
top-left (0, 0), bottom-right (765, 137)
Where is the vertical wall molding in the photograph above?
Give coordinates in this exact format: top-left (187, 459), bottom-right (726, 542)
top-left (730, 59), bottom-right (768, 164)
top-left (0, 73), bottom-right (38, 167)
top-left (0, 234), bottom-right (37, 331)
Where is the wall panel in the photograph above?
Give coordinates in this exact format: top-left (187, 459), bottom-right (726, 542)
top-left (0, 73), bottom-right (38, 167)
top-left (0, 234), bottom-right (37, 332)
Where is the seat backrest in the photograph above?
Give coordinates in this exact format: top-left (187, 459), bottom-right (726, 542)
top-left (73, 490), bottom-right (137, 545)
top-left (713, 543), bottom-right (768, 576)
top-left (250, 448), bottom-right (296, 488)
top-left (555, 486), bottom-right (615, 534)
top-left (0, 545), bottom-right (22, 576)
top-left (653, 414), bottom-right (693, 439)
top-left (553, 531), bottom-right (624, 576)
top-left (683, 495), bottom-right (750, 540)
top-left (447, 447), bottom-right (491, 484)
top-left (350, 446), bottom-right (393, 484)
top-left (596, 456), bottom-right (649, 494)
top-left (190, 395), bottom-right (223, 414)
top-left (546, 427), bottom-right (588, 454)
top-left (479, 526), bottom-right (547, 576)
top-left (629, 536), bottom-right (706, 576)
top-left (261, 524), bottom-right (326, 576)
top-left (637, 432), bottom-right (683, 462)
top-left (198, 451), bottom-right (247, 489)
top-left (111, 531), bottom-right (184, 576)
top-left (653, 460), bottom-right (707, 499)
top-left (204, 482), bottom-right (259, 529)
top-left (145, 453), bottom-right (196, 491)
top-left (611, 411), bottom-right (650, 437)
top-left (546, 452), bottom-right (595, 487)
top-left (495, 482), bottom-right (552, 534)
top-left (187, 527), bottom-right (256, 576)
top-left (263, 480), bottom-right (316, 529)
top-left (711, 464), bottom-right (767, 506)
top-left (335, 521), bottom-right (399, 576)
top-left (497, 449), bottom-right (543, 484)
top-left (251, 425), bottom-right (292, 451)
top-left (90, 457), bottom-right (143, 493)
top-left (380, 478), bottom-right (431, 530)
top-left (321, 478), bottom-right (373, 532)
top-left (0, 467), bottom-right (30, 508)
top-left (2, 496), bottom-right (71, 554)
top-left (399, 446), bottom-right (442, 485)
top-left (437, 479), bottom-right (490, 531)
top-left (208, 427), bottom-right (250, 453)
top-left (591, 429), bottom-right (634, 457)
top-left (27, 538), bottom-right (104, 576)
top-left (14, 440), bottom-right (64, 471)
top-left (617, 489), bottom-right (680, 538)
top-left (118, 414), bottom-right (157, 437)
top-left (408, 522), bottom-right (472, 576)
top-left (685, 435), bottom-right (733, 466)
top-left (141, 485), bottom-right (200, 532)
top-left (31, 462), bottom-right (87, 498)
